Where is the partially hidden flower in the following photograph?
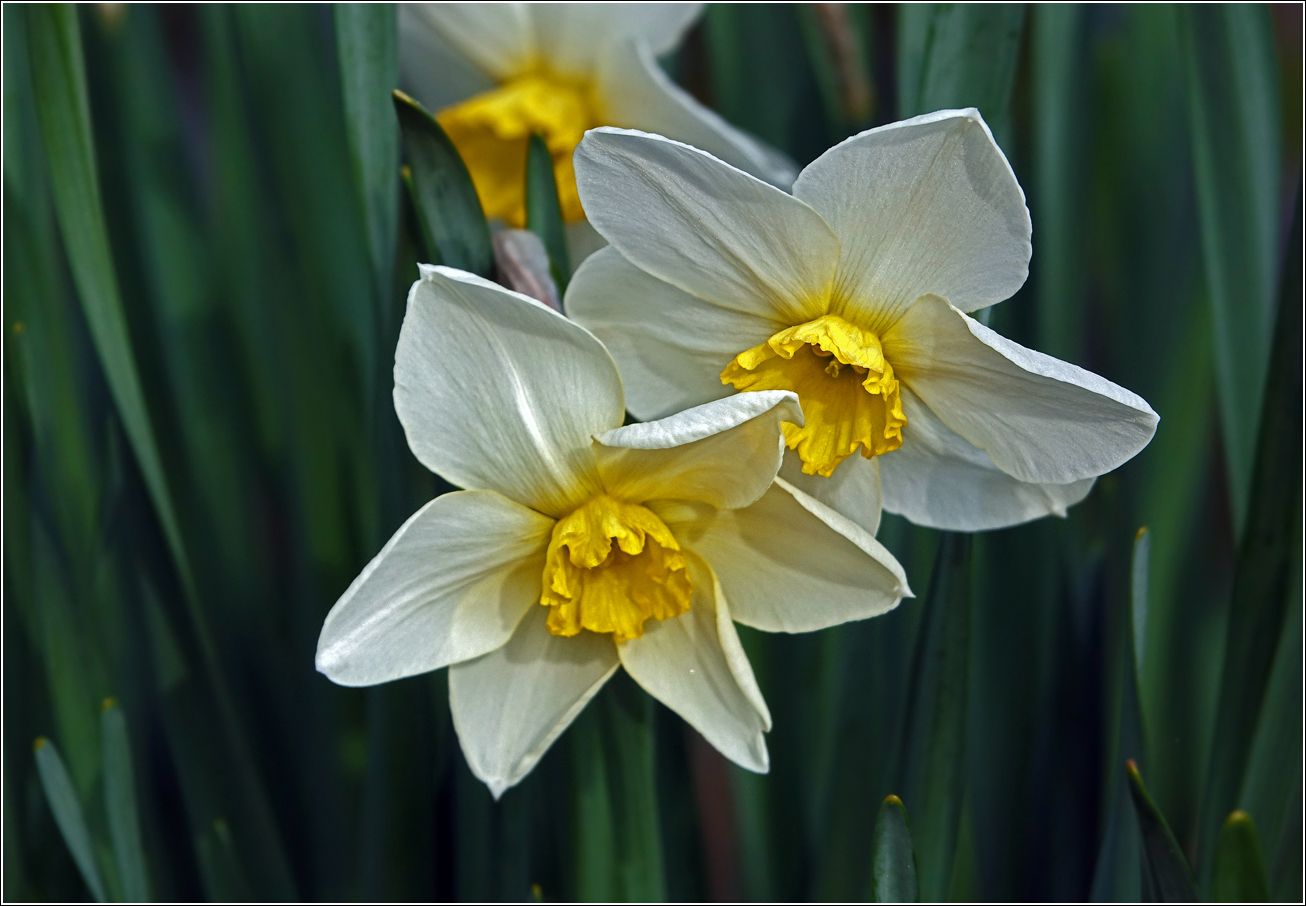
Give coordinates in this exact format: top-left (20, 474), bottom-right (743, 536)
top-left (566, 110), bottom-right (1160, 535)
top-left (315, 266), bottom-right (909, 796)
top-left (398, 2), bottom-right (793, 232)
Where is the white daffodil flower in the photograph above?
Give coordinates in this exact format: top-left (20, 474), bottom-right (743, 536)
top-left (315, 265), bottom-right (909, 797)
top-left (566, 109), bottom-right (1160, 534)
top-left (398, 2), bottom-right (793, 237)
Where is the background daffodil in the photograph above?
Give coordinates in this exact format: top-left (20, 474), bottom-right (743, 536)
top-left (316, 265), bottom-right (909, 796)
top-left (399, 2), bottom-right (794, 238)
top-left (567, 110), bottom-right (1161, 534)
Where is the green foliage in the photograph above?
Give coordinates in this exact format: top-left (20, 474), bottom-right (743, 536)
top-left (4, 4), bottom-right (1300, 902)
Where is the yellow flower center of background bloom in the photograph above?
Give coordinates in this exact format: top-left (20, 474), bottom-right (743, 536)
top-left (720, 314), bottom-right (906, 477)
top-left (437, 74), bottom-right (598, 228)
top-left (541, 495), bottom-right (692, 643)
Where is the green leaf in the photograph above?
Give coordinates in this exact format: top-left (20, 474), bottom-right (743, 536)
top-left (1126, 760), bottom-right (1198, 902)
top-left (602, 676), bottom-right (666, 902)
top-left (525, 134), bottom-right (570, 290)
top-left (871, 795), bottom-right (919, 903)
top-left (896, 4), bottom-right (1026, 140)
top-left (24, 3), bottom-right (195, 605)
top-left (571, 707), bottom-right (616, 902)
top-left (896, 532), bottom-right (971, 902)
top-left (1211, 811), bottom-right (1271, 902)
top-left (194, 819), bottom-right (251, 903)
top-left (1200, 187), bottom-right (1302, 875)
top-left (1180, 4), bottom-right (1282, 535)
top-left (100, 699), bottom-right (149, 902)
top-left (1132, 527), bottom-right (1152, 679)
top-left (335, 3), bottom-right (400, 307)
top-left (393, 89), bottom-right (493, 276)
top-left (33, 737), bottom-right (106, 902)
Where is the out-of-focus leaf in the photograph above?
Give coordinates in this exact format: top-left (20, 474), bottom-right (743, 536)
top-left (194, 819), bottom-right (251, 903)
top-left (795, 4), bottom-right (874, 141)
top-left (524, 134), bottom-right (570, 290)
top-left (335, 3), bottom-right (400, 308)
top-left (1180, 4), bottom-right (1281, 535)
top-left (603, 676), bottom-right (666, 902)
top-left (1031, 3), bottom-right (1089, 363)
top-left (1199, 188), bottom-right (1301, 874)
top-left (1210, 811), bottom-right (1271, 902)
top-left (1132, 528), bottom-right (1151, 678)
top-left (871, 795), bottom-right (918, 903)
top-left (24, 3), bottom-right (195, 606)
top-left (1126, 760), bottom-right (1198, 902)
top-left (572, 707), bottom-right (616, 902)
top-left (897, 533), bottom-right (971, 902)
top-left (393, 89), bottom-right (493, 276)
top-left (897, 4), bottom-right (1026, 141)
top-left (100, 699), bottom-right (149, 903)
top-left (33, 737), bottom-right (105, 902)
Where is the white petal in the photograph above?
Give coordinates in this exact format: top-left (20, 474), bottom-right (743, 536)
top-left (659, 480), bottom-right (909, 634)
top-left (450, 605), bottom-right (619, 798)
top-left (594, 391), bottom-right (802, 510)
top-left (792, 109), bottom-right (1031, 329)
top-left (880, 387), bottom-right (1097, 531)
top-left (397, 4), bottom-right (496, 112)
top-left (395, 266), bottom-right (623, 517)
top-left (316, 491), bottom-right (553, 686)
top-left (618, 552), bottom-right (770, 772)
top-left (574, 128), bottom-right (841, 325)
top-left (778, 447), bottom-right (883, 538)
top-left (593, 39), bottom-right (796, 188)
top-left (886, 294), bottom-right (1158, 485)
top-left (565, 247), bottom-right (778, 420)
top-left (532, 3), bottom-right (703, 78)
top-left (404, 2), bottom-right (536, 82)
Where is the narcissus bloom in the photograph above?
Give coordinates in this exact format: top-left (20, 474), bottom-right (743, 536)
top-left (316, 266), bottom-right (909, 796)
top-left (567, 110), bottom-right (1160, 534)
top-left (399, 3), bottom-right (792, 231)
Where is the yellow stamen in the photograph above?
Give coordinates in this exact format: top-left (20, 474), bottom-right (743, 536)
top-left (541, 495), bottom-right (692, 642)
top-left (437, 74), bottom-right (597, 228)
top-left (721, 314), bottom-right (906, 477)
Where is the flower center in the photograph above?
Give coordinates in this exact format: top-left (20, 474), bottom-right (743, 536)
top-left (541, 495), bottom-right (692, 643)
top-left (720, 314), bottom-right (906, 477)
top-left (437, 73), bottom-right (597, 228)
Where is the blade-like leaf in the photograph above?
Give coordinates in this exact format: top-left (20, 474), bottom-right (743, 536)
top-left (1127, 760), bottom-right (1198, 902)
top-left (393, 89), bottom-right (493, 276)
top-left (1180, 4), bottom-right (1282, 534)
top-left (194, 819), bottom-right (252, 903)
top-left (525, 134), bottom-right (570, 290)
top-left (1210, 811), bottom-right (1271, 902)
top-left (897, 4), bottom-right (1026, 141)
top-left (896, 532), bottom-right (971, 902)
top-left (100, 699), bottom-right (149, 902)
top-left (1200, 187), bottom-right (1302, 874)
top-left (602, 675), bottom-right (666, 902)
top-left (335, 3), bottom-right (400, 307)
top-left (571, 706), bottom-right (616, 902)
top-left (871, 795), bottom-right (919, 903)
top-left (33, 737), bottom-right (105, 902)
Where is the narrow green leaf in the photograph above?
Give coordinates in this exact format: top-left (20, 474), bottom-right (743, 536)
top-left (1132, 527), bottom-right (1151, 679)
top-left (1211, 811), bottom-right (1272, 902)
top-left (33, 737), bottom-right (106, 902)
top-left (1180, 4), bottom-right (1281, 535)
top-left (393, 89), bottom-right (493, 276)
top-left (24, 3), bottom-right (195, 605)
top-left (871, 795), bottom-right (919, 903)
top-left (602, 676), bottom-right (666, 902)
top-left (1126, 760), bottom-right (1198, 902)
top-left (571, 707), bottom-right (616, 902)
top-left (194, 819), bottom-right (252, 903)
top-left (525, 134), bottom-right (570, 290)
top-left (100, 699), bottom-right (149, 903)
top-left (896, 532), bottom-right (971, 902)
top-left (1200, 187), bottom-right (1302, 874)
top-left (897, 4), bottom-right (1026, 140)
top-left (335, 3), bottom-right (400, 306)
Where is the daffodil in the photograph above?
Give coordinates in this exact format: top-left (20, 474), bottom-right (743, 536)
top-left (315, 266), bottom-right (909, 796)
top-left (398, 2), bottom-right (793, 235)
top-left (567, 110), bottom-right (1160, 534)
